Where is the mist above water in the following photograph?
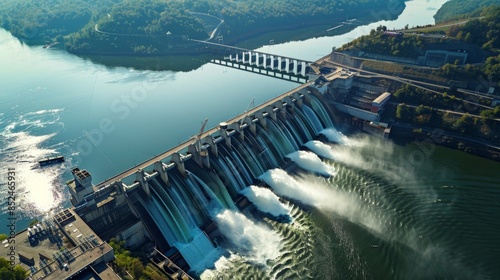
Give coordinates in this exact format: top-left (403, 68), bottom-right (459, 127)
top-left (320, 128), bottom-right (348, 144)
top-left (286, 150), bottom-right (336, 176)
top-left (260, 169), bottom-right (385, 235)
top-left (240, 185), bottom-right (290, 217)
top-left (214, 210), bottom-right (282, 264)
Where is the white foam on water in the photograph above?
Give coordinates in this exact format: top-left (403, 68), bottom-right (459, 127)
top-left (260, 169), bottom-right (385, 235)
top-left (286, 150), bottom-right (336, 176)
top-left (240, 185), bottom-right (290, 217)
top-left (0, 109), bottom-right (68, 217)
top-left (304, 140), bottom-right (337, 160)
top-left (320, 127), bottom-right (349, 144)
top-left (214, 210), bottom-right (282, 264)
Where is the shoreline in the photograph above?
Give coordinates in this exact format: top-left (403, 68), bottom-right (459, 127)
top-left (389, 123), bottom-right (500, 162)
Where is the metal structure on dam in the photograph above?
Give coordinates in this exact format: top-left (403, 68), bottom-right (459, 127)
top-left (67, 71), bottom-right (337, 272)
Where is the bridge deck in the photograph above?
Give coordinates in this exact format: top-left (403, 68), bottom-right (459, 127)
top-left (190, 39), bottom-right (314, 64)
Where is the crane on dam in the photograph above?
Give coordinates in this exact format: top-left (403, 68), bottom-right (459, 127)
top-left (191, 118), bottom-right (209, 156)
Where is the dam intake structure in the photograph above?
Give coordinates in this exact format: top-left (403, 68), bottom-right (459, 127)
top-left (66, 82), bottom-right (338, 274)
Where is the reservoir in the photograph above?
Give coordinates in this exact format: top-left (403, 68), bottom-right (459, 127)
top-left (1, 0), bottom-right (499, 278)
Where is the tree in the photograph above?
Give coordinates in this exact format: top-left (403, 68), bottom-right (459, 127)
top-left (0, 258), bottom-right (28, 280)
top-left (396, 104), bottom-right (413, 121)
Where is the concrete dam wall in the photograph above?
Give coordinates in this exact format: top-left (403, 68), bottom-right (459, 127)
top-left (67, 82), bottom-right (339, 273)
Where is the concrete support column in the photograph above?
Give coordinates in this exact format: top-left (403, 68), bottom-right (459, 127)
top-left (265, 105), bottom-right (277, 122)
top-left (187, 142), bottom-right (211, 169)
top-left (274, 101), bottom-right (286, 119)
top-left (280, 58), bottom-right (287, 72)
top-left (294, 91), bottom-right (304, 107)
top-left (244, 116), bottom-right (257, 135)
top-left (136, 169), bottom-right (150, 198)
top-left (284, 96), bottom-right (295, 114)
top-left (171, 153), bottom-right (186, 176)
top-left (229, 122), bottom-right (244, 141)
top-left (255, 111), bottom-right (267, 129)
top-left (219, 122), bottom-right (232, 149)
top-left (273, 57), bottom-right (279, 70)
top-left (203, 135), bottom-right (218, 157)
top-left (303, 88), bottom-right (312, 104)
top-left (153, 161), bottom-right (169, 186)
top-left (112, 180), bottom-right (126, 194)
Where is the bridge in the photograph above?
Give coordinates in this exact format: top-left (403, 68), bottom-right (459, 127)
top-left (191, 39), bottom-right (318, 83)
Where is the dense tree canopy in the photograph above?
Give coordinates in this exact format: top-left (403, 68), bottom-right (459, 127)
top-left (0, 258), bottom-right (28, 280)
top-left (0, 0), bottom-right (406, 55)
top-left (434, 0), bottom-right (499, 23)
top-left (446, 6), bottom-right (500, 52)
top-left (340, 26), bottom-right (432, 58)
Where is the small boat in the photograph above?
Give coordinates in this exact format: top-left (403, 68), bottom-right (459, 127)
top-left (38, 156), bottom-right (65, 167)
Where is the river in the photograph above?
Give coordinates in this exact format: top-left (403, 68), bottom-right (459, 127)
top-left (1, 0), bottom-right (499, 278)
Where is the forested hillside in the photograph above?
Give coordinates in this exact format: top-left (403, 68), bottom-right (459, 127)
top-left (434, 0), bottom-right (499, 23)
top-left (339, 6), bottom-right (500, 84)
top-left (0, 0), bottom-right (406, 55)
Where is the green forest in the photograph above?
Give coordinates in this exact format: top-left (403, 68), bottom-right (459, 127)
top-left (0, 258), bottom-right (28, 280)
top-left (434, 0), bottom-right (499, 23)
top-left (340, 6), bottom-right (500, 83)
top-left (0, 0), bottom-right (405, 55)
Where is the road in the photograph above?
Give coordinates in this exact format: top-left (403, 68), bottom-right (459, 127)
top-left (320, 56), bottom-right (494, 110)
top-left (389, 102), bottom-right (500, 122)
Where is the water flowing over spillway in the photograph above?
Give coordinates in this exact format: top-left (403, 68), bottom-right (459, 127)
top-left (123, 95), bottom-right (500, 279)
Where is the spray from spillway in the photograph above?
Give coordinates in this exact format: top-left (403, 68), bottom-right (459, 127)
top-left (214, 210), bottom-right (282, 264)
top-left (240, 186), bottom-right (290, 217)
top-left (260, 169), bottom-right (386, 235)
top-left (320, 128), bottom-right (348, 144)
top-left (304, 140), bottom-right (337, 160)
top-left (306, 135), bottom-right (437, 202)
top-left (286, 150), bottom-right (336, 176)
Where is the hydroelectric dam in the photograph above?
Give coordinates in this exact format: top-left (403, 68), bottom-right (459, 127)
top-left (66, 69), bottom-right (346, 275)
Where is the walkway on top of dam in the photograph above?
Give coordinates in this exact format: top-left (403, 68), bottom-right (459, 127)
top-left (93, 80), bottom-right (315, 190)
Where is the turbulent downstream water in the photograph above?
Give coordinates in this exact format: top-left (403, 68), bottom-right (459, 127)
top-left (1, 0), bottom-right (499, 278)
top-left (200, 131), bottom-right (500, 279)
